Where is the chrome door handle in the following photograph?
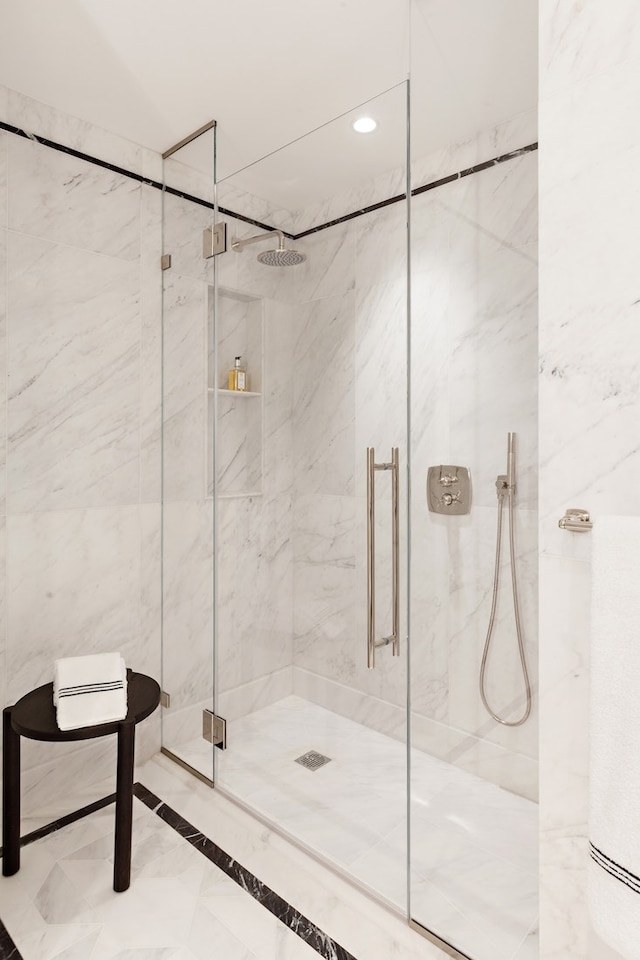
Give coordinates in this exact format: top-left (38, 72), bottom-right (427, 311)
top-left (367, 447), bottom-right (400, 669)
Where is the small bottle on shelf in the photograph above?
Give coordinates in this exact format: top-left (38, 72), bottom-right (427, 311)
top-left (228, 355), bottom-right (248, 392)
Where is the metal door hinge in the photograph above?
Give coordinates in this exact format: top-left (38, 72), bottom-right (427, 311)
top-left (203, 223), bottom-right (227, 259)
top-left (161, 254), bottom-right (172, 271)
top-left (160, 690), bottom-right (171, 708)
top-left (203, 709), bottom-right (227, 749)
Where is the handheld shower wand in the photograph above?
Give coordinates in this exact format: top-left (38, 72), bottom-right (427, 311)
top-left (479, 432), bottom-right (532, 726)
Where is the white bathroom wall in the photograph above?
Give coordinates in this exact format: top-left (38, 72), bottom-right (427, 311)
top-left (291, 117), bottom-right (538, 800)
top-left (0, 88), bottom-right (163, 815)
top-left (539, 2), bottom-right (640, 958)
top-left (410, 128), bottom-right (538, 801)
top-left (159, 161), bottom-right (297, 751)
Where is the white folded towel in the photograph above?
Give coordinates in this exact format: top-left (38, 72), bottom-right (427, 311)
top-left (589, 516), bottom-right (640, 959)
top-left (53, 653), bottom-right (128, 731)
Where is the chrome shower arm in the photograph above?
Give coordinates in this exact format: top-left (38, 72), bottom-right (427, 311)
top-left (231, 230), bottom-right (285, 253)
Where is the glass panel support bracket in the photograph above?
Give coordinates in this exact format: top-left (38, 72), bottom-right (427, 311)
top-left (203, 223), bottom-right (227, 259)
top-left (203, 710), bottom-right (227, 750)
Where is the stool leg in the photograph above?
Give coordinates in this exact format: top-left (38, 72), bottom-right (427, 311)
top-left (2, 707), bottom-right (20, 876)
top-left (113, 721), bottom-right (135, 892)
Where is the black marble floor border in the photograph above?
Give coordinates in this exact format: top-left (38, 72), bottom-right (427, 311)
top-left (0, 919), bottom-right (21, 960)
top-left (133, 782), bottom-right (360, 960)
top-left (0, 782), bottom-right (359, 960)
top-left (0, 118), bottom-right (537, 243)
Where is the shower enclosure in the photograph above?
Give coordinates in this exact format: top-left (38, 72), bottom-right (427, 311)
top-left (160, 24), bottom-right (538, 960)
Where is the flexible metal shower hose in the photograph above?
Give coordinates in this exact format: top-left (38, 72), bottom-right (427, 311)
top-left (479, 487), bottom-right (532, 726)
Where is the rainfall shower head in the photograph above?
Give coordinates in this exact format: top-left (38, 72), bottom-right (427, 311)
top-left (257, 247), bottom-right (306, 267)
top-left (231, 229), bottom-right (306, 267)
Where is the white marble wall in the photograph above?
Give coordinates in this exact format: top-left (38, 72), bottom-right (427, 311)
top-left (411, 142), bottom-right (538, 800)
top-left (0, 88), bottom-right (163, 814)
top-left (159, 171), bottom-right (297, 752)
top-left (539, 2), bottom-right (640, 957)
top-left (291, 122), bottom-right (538, 800)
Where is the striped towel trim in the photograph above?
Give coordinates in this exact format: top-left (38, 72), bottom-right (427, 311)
top-left (590, 841), bottom-right (640, 895)
top-left (58, 681), bottom-right (125, 698)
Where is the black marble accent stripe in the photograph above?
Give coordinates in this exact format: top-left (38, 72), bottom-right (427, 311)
top-left (133, 782), bottom-right (359, 960)
top-left (590, 841), bottom-right (640, 894)
top-left (0, 791), bottom-right (116, 858)
top-left (0, 119), bottom-right (294, 239)
top-left (411, 142), bottom-right (538, 199)
top-left (293, 192), bottom-right (406, 240)
top-left (0, 917), bottom-right (22, 960)
top-left (294, 142), bottom-right (538, 240)
top-left (0, 119), bottom-right (537, 244)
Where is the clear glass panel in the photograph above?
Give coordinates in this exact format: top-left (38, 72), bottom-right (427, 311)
top-left (408, 2), bottom-right (538, 957)
top-left (213, 83), bottom-right (410, 910)
top-left (160, 124), bottom-right (216, 784)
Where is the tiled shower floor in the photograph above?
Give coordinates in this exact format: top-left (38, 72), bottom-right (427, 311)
top-left (173, 695), bottom-right (538, 960)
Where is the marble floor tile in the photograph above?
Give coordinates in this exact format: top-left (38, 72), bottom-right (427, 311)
top-left (0, 789), bottom-right (349, 960)
top-left (1, 709), bottom-right (537, 960)
top-left (170, 695), bottom-right (538, 960)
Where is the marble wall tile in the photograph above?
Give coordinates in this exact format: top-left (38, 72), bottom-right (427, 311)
top-left (538, 549), bottom-right (591, 958)
top-left (8, 234), bottom-right (140, 512)
top-left (294, 667), bottom-right (407, 747)
top-left (539, 149), bottom-right (640, 521)
top-left (217, 666), bottom-right (293, 723)
top-left (0, 130), bottom-right (7, 228)
top-left (0, 227), bottom-right (6, 516)
top-left (293, 291), bottom-right (355, 497)
top-left (161, 499), bottom-right (214, 712)
top-left (541, 61), bottom-right (640, 188)
top-left (162, 191), bottom-right (216, 285)
top-left (8, 89), bottom-right (144, 174)
top-left (140, 503), bottom-right (162, 682)
top-left (541, 0), bottom-right (640, 97)
top-left (409, 505), bottom-right (450, 724)
top-left (163, 149), bottom-right (214, 203)
top-left (262, 299), bottom-right (294, 497)
top-left (293, 223), bottom-right (355, 303)
top-left (218, 178), bottom-right (296, 237)
top-left (9, 137), bottom-right (141, 260)
top-left (289, 124), bottom-right (537, 799)
top-left (447, 505), bottom-right (538, 759)
top-left (217, 493), bottom-right (293, 694)
top-left (411, 111), bottom-right (538, 195)
top-left (234, 227), bottom-right (296, 304)
top-left (293, 493), bottom-right (356, 687)
top-left (354, 202), bottom-right (407, 289)
top-left (5, 505), bottom-right (143, 707)
top-left (0, 516), bottom-right (5, 764)
top-left (353, 277), bottom-right (408, 492)
top-left (444, 151), bottom-right (538, 254)
top-left (161, 271), bottom-right (207, 503)
top-left (140, 184), bottom-right (163, 504)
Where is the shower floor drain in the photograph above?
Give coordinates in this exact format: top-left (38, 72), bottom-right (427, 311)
top-left (295, 750), bottom-right (332, 771)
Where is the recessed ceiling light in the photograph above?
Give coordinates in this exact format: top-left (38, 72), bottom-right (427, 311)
top-left (353, 116), bottom-right (377, 134)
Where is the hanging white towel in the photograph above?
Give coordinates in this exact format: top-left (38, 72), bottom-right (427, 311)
top-left (53, 653), bottom-right (128, 731)
top-left (589, 515), bottom-right (640, 959)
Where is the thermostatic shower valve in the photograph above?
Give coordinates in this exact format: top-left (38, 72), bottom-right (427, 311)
top-left (427, 465), bottom-right (472, 515)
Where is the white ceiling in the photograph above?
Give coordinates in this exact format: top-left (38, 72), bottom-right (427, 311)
top-left (0, 0), bottom-right (537, 207)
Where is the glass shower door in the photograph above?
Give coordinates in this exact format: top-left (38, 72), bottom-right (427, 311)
top-left (211, 83), bottom-right (411, 910)
top-left (160, 122), bottom-right (217, 785)
top-left (408, 2), bottom-right (539, 957)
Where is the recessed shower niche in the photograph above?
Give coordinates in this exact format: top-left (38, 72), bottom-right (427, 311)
top-left (208, 286), bottom-right (264, 499)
